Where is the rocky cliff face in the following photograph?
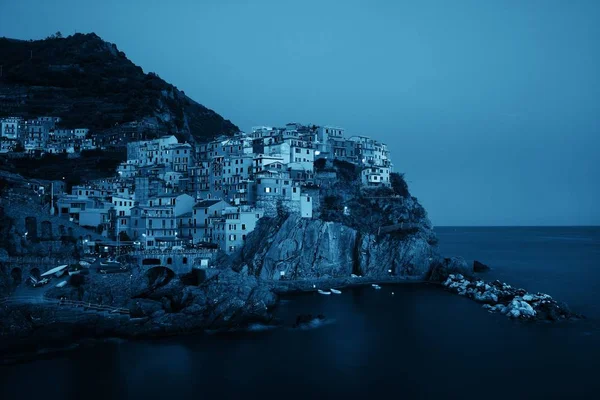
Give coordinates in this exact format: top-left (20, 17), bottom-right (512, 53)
top-left (236, 177), bottom-right (443, 281)
top-left (238, 214), bottom-right (439, 281)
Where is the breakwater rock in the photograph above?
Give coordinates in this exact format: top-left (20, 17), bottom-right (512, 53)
top-left (442, 274), bottom-right (582, 321)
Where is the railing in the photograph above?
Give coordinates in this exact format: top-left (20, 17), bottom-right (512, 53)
top-left (6, 256), bottom-right (77, 265)
top-left (127, 249), bottom-right (216, 256)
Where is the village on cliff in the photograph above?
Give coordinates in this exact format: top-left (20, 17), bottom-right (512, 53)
top-left (0, 117), bottom-right (394, 263)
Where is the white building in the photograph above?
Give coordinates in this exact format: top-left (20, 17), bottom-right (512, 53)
top-left (1, 117), bottom-right (22, 140)
top-left (208, 206), bottom-right (264, 253)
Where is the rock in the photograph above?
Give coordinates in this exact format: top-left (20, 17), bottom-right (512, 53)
top-left (473, 260), bottom-right (490, 272)
top-left (506, 298), bottom-right (536, 319)
top-left (428, 256), bottom-right (471, 282)
top-left (0, 248), bottom-right (8, 262)
top-left (236, 213), bottom-right (439, 281)
top-left (293, 314), bottom-right (325, 328)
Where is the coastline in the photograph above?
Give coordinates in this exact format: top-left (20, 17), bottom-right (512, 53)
top-left (0, 276), bottom-right (431, 365)
top-left (0, 268), bottom-right (582, 366)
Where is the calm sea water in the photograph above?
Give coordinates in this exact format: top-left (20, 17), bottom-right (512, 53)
top-left (1, 227), bottom-right (599, 399)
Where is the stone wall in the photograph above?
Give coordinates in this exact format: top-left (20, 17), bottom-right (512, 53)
top-left (256, 195), bottom-right (301, 218)
top-left (129, 250), bottom-right (216, 275)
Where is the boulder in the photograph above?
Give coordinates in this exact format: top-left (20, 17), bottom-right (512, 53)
top-left (473, 260), bottom-right (490, 272)
top-left (428, 256), bottom-right (471, 282)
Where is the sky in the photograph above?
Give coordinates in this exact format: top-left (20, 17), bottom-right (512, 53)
top-left (1, 0), bottom-right (599, 226)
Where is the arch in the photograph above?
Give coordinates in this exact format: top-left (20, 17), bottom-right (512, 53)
top-left (142, 258), bottom-right (161, 266)
top-left (167, 257), bottom-right (173, 265)
top-left (41, 220), bottom-right (53, 240)
top-left (11, 267), bottom-right (22, 285)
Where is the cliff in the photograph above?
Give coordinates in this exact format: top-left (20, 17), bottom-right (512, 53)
top-left (235, 168), bottom-right (444, 281)
top-left (0, 33), bottom-right (239, 142)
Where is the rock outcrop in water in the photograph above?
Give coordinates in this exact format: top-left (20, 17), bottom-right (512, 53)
top-left (442, 274), bottom-right (581, 321)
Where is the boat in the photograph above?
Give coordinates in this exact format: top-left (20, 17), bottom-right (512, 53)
top-left (56, 281), bottom-right (67, 288)
top-left (100, 260), bottom-right (121, 267)
top-left (41, 265), bottom-right (68, 278)
top-left (330, 289), bottom-right (342, 294)
top-left (79, 260), bottom-right (91, 267)
top-left (317, 289), bottom-right (331, 295)
top-left (372, 284), bottom-right (382, 290)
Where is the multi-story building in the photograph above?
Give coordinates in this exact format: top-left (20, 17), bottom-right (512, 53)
top-left (191, 199), bottom-right (229, 243)
top-left (0, 117), bottom-right (22, 140)
top-left (207, 206), bottom-right (264, 253)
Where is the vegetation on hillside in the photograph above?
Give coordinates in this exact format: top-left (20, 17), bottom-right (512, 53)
top-left (0, 33), bottom-right (238, 141)
top-left (0, 149), bottom-right (125, 186)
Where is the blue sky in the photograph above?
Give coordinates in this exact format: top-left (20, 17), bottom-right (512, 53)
top-left (1, 0), bottom-right (598, 226)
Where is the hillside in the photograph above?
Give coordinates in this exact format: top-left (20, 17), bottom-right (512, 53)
top-left (0, 33), bottom-right (239, 142)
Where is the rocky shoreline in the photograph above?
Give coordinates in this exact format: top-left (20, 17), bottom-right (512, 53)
top-left (0, 258), bottom-right (584, 365)
top-left (442, 274), bottom-right (582, 321)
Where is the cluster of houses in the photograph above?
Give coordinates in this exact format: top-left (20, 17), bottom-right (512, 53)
top-left (51, 122), bottom-right (393, 254)
top-left (0, 116), bottom-right (96, 154)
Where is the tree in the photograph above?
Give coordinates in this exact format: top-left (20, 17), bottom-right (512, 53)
top-left (119, 231), bottom-right (131, 242)
top-left (390, 173), bottom-right (410, 198)
top-left (55, 31), bottom-right (63, 39)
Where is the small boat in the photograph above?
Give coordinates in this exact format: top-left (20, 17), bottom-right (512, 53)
top-left (372, 284), bottom-right (382, 290)
top-left (317, 289), bottom-right (331, 295)
top-left (351, 274), bottom-right (360, 278)
top-left (330, 289), bottom-right (342, 294)
top-left (100, 261), bottom-right (121, 268)
top-left (79, 260), bottom-right (91, 267)
top-left (56, 281), bottom-right (67, 288)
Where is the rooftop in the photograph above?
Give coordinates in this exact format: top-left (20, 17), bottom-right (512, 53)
top-left (194, 199), bottom-right (224, 208)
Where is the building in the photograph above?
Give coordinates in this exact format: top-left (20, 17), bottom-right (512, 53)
top-left (207, 206), bottom-right (264, 253)
top-left (191, 199), bottom-right (229, 243)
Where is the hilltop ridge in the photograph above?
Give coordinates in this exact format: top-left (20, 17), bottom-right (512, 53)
top-left (0, 32), bottom-right (239, 142)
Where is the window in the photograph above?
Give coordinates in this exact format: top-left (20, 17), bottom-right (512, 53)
top-left (242, 224), bottom-right (246, 230)
top-left (265, 187), bottom-right (271, 193)
top-left (167, 257), bottom-right (172, 265)
top-left (183, 257), bottom-right (188, 264)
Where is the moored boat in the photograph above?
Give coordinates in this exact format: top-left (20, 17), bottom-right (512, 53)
top-left (317, 289), bottom-right (331, 295)
top-left (330, 288), bottom-right (342, 294)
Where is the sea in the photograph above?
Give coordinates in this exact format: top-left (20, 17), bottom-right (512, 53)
top-left (1, 227), bottom-right (599, 399)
